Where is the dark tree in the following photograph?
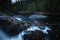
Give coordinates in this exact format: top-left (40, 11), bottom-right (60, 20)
top-left (0, 0), bottom-right (11, 9)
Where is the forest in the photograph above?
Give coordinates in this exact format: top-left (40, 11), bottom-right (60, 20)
top-left (0, 0), bottom-right (60, 14)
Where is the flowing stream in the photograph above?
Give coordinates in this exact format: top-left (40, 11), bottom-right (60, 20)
top-left (0, 25), bottom-right (51, 40)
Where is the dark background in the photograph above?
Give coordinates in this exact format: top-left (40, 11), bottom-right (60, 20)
top-left (0, 0), bottom-right (60, 13)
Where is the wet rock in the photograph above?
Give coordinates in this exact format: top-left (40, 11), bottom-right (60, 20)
top-left (0, 16), bottom-right (21, 36)
top-left (23, 30), bottom-right (45, 40)
top-left (0, 16), bottom-right (32, 37)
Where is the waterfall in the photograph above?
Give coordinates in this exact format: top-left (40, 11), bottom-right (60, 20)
top-left (10, 25), bottom-right (51, 40)
top-left (0, 25), bottom-right (51, 40)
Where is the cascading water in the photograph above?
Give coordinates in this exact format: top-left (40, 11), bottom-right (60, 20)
top-left (11, 16), bottom-right (51, 40)
top-left (0, 30), bottom-right (10, 40)
top-left (0, 25), bottom-right (51, 40)
top-left (10, 25), bottom-right (51, 40)
top-left (0, 15), bottom-right (51, 40)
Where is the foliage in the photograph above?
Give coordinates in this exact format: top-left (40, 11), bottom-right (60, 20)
top-left (11, 0), bottom-right (47, 12)
top-left (1, 0), bottom-right (60, 13)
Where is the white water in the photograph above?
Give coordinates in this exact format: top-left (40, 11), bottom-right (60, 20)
top-left (0, 25), bottom-right (51, 40)
top-left (29, 14), bottom-right (47, 19)
top-left (0, 30), bottom-right (10, 40)
top-left (15, 17), bottom-right (22, 21)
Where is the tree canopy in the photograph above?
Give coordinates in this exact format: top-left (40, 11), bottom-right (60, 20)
top-left (0, 0), bottom-right (60, 13)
